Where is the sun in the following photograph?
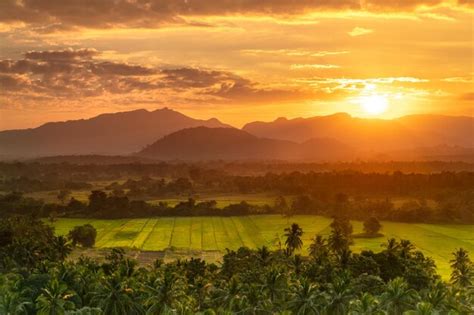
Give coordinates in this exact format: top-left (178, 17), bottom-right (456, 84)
top-left (360, 94), bottom-right (389, 115)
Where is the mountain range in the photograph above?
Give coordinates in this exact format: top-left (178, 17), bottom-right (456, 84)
top-left (0, 108), bottom-right (472, 161)
top-left (243, 113), bottom-right (474, 151)
top-left (0, 108), bottom-right (230, 158)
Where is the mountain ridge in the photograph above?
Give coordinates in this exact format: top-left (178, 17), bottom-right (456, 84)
top-left (0, 107), bottom-right (232, 157)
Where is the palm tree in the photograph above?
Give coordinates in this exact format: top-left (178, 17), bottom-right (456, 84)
top-left (261, 269), bottom-right (288, 303)
top-left (289, 279), bottom-right (326, 315)
top-left (308, 235), bottom-right (328, 262)
top-left (0, 290), bottom-right (30, 315)
top-left (421, 280), bottom-right (447, 311)
top-left (399, 239), bottom-right (415, 258)
top-left (91, 276), bottom-right (142, 315)
top-left (404, 302), bottom-right (434, 315)
top-left (35, 279), bottom-right (75, 315)
top-left (328, 228), bottom-right (349, 254)
top-left (383, 238), bottom-right (400, 255)
top-left (380, 277), bottom-right (418, 315)
top-left (450, 248), bottom-right (473, 287)
top-left (143, 270), bottom-right (189, 314)
top-left (284, 223), bottom-right (303, 255)
top-left (53, 236), bottom-right (73, 261)
top-left (326, 275), bottom-right (353, 315)
top-left (348, 293), bottom-right (383, 315)
top-left (257, 246), bottom-right (271, 266)
top-left (212, 277), bottom-right (243, 311)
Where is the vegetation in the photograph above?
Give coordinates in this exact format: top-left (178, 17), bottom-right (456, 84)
top-left (68, 224), bottom-right (97, 248)
top-left (47, 215), bottom-right (474, 279)
top-left (0, 215), bottom-right (473, 314)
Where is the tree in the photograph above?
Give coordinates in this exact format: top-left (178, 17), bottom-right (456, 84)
top-left (36, 279), bottom-right (75, 315)
top-left (57, 190), bottom-right (71, 205)
top-left (68, 224), bottom-right (97, 248)
top-left (330, 216), bottom-right (353, 236)
top-left (328, 227), bottom-right (350, 254)
top-left (363, 217), bottom-right (382, 236)
top-left (91, 276), bottom-right (142, 315)
top-left (275, 196), bottom-right (291, 220)
top-left (308, 235), bottom-right (329, 263)
top-left (450, 248), bottom-right (473, 287)
top-left (284, 223), bottom-right (303, 255)
top-left (289, 279), bottom-right (326, 314)
top-left (380, 277), bottom-right (418, 314)
top-left (53, 235), bottom-right (73, 261)
top-left (143, 271), bottom-right (190, 314)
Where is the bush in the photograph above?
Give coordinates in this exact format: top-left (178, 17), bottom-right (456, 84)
top-left (68, 224), bottom-right (97, 247)
top-left (363, 217), bottom-right (382, 235)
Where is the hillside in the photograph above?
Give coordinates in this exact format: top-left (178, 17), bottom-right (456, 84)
top-left (0, 108), bottom-right (231, 158)
top-left (138, 127), bottom-right (353, 161)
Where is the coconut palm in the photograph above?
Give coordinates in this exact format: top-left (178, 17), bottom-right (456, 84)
top-left (143, 270), bottom-right (190, 314)
top-left (284, 223), bottom-right (303, 255)
top-left (308, 235), bottom-right (329, 262)
top-left (53, 236), bottom-right (73, 261)
top-left (404, 302), bottom-right (435, 315)
top-left (399, 240), bottom-right (415, 258)
top-left (348, 293), bottom-right (384, 315)
top-left (288, 279), bottom-right (326, 315)
top-left (261, 269), bottom-right (288, 304)
top-left (380, 277), bottom-right (418, 314)
top-left (450, 248), bottom-right (473, 287)
top-left (0, 290), bottom-right (30, 315)
top-left (35, 279), bottom-right (75, 315)
top-left (328, 228), bottom-right (349, 254)
top-left (91, 275), bottom-right (142, 315)
top-left (326, 275), bottom-right (354, 315)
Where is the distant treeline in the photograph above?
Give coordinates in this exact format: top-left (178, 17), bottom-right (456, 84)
top-left (1, 160), bottom-right (473, 183)
top-left (1, 188), bottom-right (473, 223)
top-left (58, 170), bottom-right (474, 201)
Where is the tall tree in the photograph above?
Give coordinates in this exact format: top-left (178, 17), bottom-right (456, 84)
top-left (284, 223), bottom-right (303, 255)
top-left (450, 248), bottom-right (473, 287)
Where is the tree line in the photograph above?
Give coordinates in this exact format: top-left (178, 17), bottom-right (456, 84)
top-left (1, 188), bottom-right (473, 223)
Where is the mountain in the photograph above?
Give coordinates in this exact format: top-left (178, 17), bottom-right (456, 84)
top-left (138, 127), bottom-right (354, 161)
top-left (0, 108), bottom-right (231, 158)
top-left (243, 113), bottom-right (474, 151)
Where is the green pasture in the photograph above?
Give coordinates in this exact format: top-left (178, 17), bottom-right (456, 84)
top-left (51, 215), bottom-right (474, 279)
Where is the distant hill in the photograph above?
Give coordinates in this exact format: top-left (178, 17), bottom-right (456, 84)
top-left (138, 127), bottom-right (354, 161)
top-left (243, 113), bottom-right (474, 151)
top-left (0, 108), bottom-right (231, 158)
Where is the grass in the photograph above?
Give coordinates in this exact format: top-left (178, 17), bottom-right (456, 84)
top-left (50, 215), bottom-right (474, 279)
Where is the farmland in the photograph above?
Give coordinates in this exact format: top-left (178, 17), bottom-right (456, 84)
top-left (51, 215), bottom-right (474, 278)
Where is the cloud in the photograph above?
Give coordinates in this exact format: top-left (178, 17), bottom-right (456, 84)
top-left (0, 0), bottom-right (466, 31)
top-left (442, 76), bottom-right (473, 83)
top-left (291, 64), bottom-right (341, 70)
top-left (348, 27), bottom-right (373, 36)
top-left (0, 48), bottom-right (316, 105)
top-left (24, 48), bottom-right (99, 60)
top-left (241, 49), bottom-right (350, 57)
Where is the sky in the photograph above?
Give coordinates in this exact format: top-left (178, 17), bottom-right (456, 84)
top-left (0, 0), bottom-right (473, 130)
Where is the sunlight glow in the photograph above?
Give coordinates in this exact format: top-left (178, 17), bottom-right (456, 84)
top-left (359, 94), bottom-right (389, 115)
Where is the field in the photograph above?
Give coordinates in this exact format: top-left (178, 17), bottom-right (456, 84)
top-left (51, 215), bottom-right (474, 278)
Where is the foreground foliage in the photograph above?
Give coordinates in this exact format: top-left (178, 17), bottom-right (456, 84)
top-left (0, 216), bottom-right (473, 314)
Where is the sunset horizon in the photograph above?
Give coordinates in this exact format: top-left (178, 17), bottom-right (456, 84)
top-left (1, 1), bottom-right (473, 130)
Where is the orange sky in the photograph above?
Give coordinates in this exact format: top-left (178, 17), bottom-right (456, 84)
top-left (0, 0), bottom-right (472, 130)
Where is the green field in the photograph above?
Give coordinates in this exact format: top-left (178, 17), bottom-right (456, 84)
top-left (51, 216), bottom-right (474, 278)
